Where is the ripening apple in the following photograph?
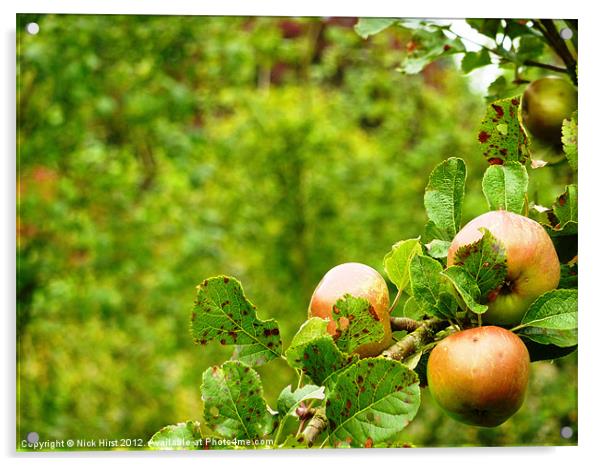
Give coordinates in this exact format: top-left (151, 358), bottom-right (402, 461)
top-left (521, 76), bottom-right (577, 145)
top-left (447, 210), bottom-right (560, 326)
top-left (308, 262), bottom-right (392, 358)
top-left (427, 326), bottom-right (530, 427)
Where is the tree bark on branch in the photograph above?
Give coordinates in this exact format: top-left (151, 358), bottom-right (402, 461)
top-left (298, 406), bottom-right (328, 447)
top-left (382, 318), bottom-right (448, 360)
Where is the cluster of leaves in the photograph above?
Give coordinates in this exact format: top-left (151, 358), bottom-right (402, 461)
top-left (383, 89), bottom-right (577, 355)
top-left (355, 18), bottom-right (578, 99)
top-left (150, 86), bottom-right (578, 448)
top-left (152, 274), bottom-right (422, 449)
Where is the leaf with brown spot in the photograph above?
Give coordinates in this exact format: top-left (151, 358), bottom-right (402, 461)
top-left (325, 358), bottom-right (420, 447)
top-left (478, 96), bottom-right (530, 164)
top-left (330, 295), bottom-right (385, 355)
top-left (396, 21), bottom-right (466, 74)
top-left (148, 421), bottom-right (203, 450)
top-left (191, 276), bottom-right (282, 366)
top-left (562, 111), bottom-right (578, 171)
top-left (201, 361), bottom-right (275, 440)
top-left (453, 228), bottom-right (507, 297)
top-left (552, 185), bottom-right (577, 229)
top-left (301, 336), bottom-right (358, 388)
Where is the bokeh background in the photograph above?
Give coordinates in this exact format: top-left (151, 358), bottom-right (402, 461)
top-left (17, 14), bottom-right (576, 448)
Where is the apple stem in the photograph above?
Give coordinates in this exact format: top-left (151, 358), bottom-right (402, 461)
top-left (477, 313), bottom-right (482, 328)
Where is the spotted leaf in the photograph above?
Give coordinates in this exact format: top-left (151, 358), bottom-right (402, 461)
top-left (453, 228), bottom-right (507, 297)
top-left (201, 361), bottom-right (275, 440)
top-left (325, 358), bottom-right (420, 447)
top-left (331, 295), bottom-right (386, 355)
top-left (478, 97), bottom-right (530, 164)
top-left (148, 421), bottom-right (203, 450)
top-left (191, 276), bottom-right (282, 366)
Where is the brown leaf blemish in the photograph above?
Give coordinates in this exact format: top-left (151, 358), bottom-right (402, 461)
top-left (491, 103), bottom-right (504, 118)
top-left (478, 131), bottom-right (491, 143)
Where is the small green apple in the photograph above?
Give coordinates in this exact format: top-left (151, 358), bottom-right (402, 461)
top-left (521, 76), bottom-right (577, 145)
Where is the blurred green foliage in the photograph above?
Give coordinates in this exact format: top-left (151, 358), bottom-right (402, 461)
top-left (17, 15), bottom-right (576, 448)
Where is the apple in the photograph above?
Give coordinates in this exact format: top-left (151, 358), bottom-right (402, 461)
top-left (308, 262), bottom-right (392, 358)
top-left (521, 76), bottom-right (577, 145)
top-left (447, 210), bottom-right (560, 326)
top-left (427, 326), bottom-right (530, 427)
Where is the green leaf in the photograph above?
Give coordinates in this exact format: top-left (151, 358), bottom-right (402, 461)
top-left (521, 338), bottom-right (577, 362)
top-left (412, 349), bottom-right (431, 387)
top-left (544, 185), bottom-right (578, 238)
top-left (505, 19), bottom-right (538, 38)
top-left (486, 76), bottom-right (529, 103)
top-left (436, 290), bottom-right (459, 320)
top-left (285, 318), bottom-right (357, 387)
top-left (354, 18), bottom-right (397, 39)
top-left (277, 435), bottom-right (309, 449)
top-left (397, 19), bottom-right (446, 31)
top-left (277, 385), bottom-right (325, 420)
top-left (285, 318), bottom-right (330, 369)
top-left (399, 27), bottom-right (466, 74)
top-left (520, 327), bottom-right (578, 348)
top-left (518, 289), bottom-right (577, 347)
top-left (424, 220), bottom-right (450, 243)
top-left (400, 350), bottom-right (423, 371)
top-left (383, 238), bottom-right (423, 293)
top-left (148, 421), bottom-right (202, 450)
top-left (424, 157), bottom-right (466, 240)
top-left (482, 161), bottom-right (529, 213)
top-left (452, 228), bottom-right (507, 296)
top-left (461, 49), bottom-right (491, 73)
top-left (409, 255), bottom-right (443, 316)
top-left (441, 266), bottom-right (488, 314)
top-left (478, 97), bottom-right (530, 164)
top-left (301, 336), bottom-right (358, 387)
top-left (553, 185), bottom-right (578, 226)
top-left (562, 111), bottom-right (578, 171)
top-left (201, 361), bottom-right (274, 440)
top-left (191, 276), bottom-right (282, 366)
top-left (425, 239), bottom-right (450, 259)
top-left (331, 295), bottom-right (386, 355)
top-left (325, 358), bottom-right (420, 447)
top-left (402, 296), bottom-right (426, 320)
top-left (545, 221), bottom-right (578, 238)
top-left (559, 263), bottom-right (578, 289)
top-left (516, 35), bottom-right (544, 61)
top-left (466, 19), bottom-right (501, 38)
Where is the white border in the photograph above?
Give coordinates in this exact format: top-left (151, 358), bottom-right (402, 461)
top-left (3, 1), bottom-right (600, 465)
